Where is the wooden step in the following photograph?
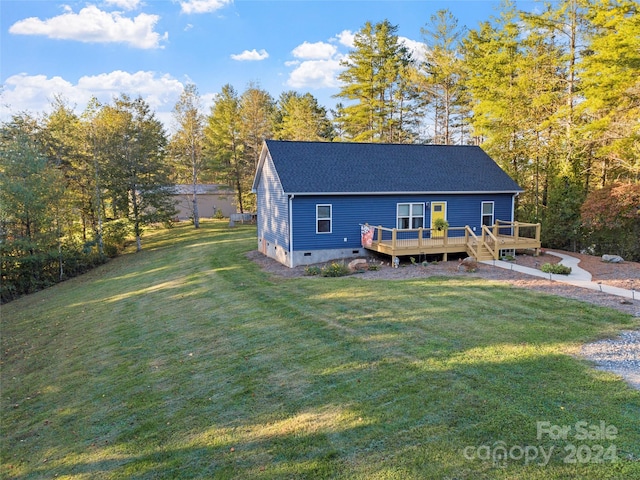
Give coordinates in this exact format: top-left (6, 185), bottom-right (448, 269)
top-left (467, 242), bottom-right (495, 261)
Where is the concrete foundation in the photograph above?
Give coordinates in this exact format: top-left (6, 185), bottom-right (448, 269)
top-left (257, 238), bottom-right (368, 268)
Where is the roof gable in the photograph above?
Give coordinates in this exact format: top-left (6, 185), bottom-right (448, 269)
top-left (258, 140), bottom-right (522, 194)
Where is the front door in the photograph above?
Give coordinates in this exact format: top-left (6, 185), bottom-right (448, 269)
top-left (431, 202), bottom-right (447, 238)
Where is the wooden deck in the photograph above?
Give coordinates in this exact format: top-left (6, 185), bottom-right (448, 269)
top-left (360, 220), bottom-right (541, 261)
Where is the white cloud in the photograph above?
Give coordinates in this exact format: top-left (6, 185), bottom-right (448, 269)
top-left (334, 30), bottom-right (355, 49)
top-left (400, 37), bottom-right (427, 63)
top-left (8, 5), bottom-right (167, 49)
top-left (1, 71), bottom-right (184, 122)
top-left (77, 71), bottom-right (184, 108)
top-left (1, 74), bottom-right (76, 115)
top-left (230, 49), bottom-right (269, 61)
top-left (180, 0), bottom-right (232, 14)
top-left (286, 35), bottom-right (349, 89)
top-left (286, 59), bottom-right (343, 89)
top-left (291, 41), bottom-right (336, 60)
top-left (105, 0), bottom-right (141, 10)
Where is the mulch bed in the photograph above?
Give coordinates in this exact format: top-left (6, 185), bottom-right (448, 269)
top-left (247, 250), bottom-right (640, 316)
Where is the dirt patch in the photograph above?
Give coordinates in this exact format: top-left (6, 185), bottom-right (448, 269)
top-left (246, 250), bottom-right (640, 316)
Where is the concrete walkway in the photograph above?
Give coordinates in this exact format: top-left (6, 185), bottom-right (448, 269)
top-left (481, 251), bottom-right (638, 300)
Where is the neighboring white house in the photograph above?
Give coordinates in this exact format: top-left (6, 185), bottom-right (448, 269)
top-left (170, 184), bottom-right (236, 220)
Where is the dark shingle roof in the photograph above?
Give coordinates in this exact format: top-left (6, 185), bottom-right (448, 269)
top-left (261, 140), bottom-right (521, 194)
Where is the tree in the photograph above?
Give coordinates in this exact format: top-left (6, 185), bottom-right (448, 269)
top-left (521, 0), bottom-right (591, 184)
top-left (581, 182), bottom-right (640, 260)
top-left (204, 84), bottom-right (247, 213)
top-left (418, 9), bottom-right (468, 144)
top-left (0, 114), bottom-right (66, 299)
top-left (464, 2), bottom-right (533, 215)
top-left (94, 95), bottom-right (175, 251)
top-left (578, 0), bottom-right (640, 185)
top-left (0, 114), bottom-right (63, 246)
top-left (169, 83), bottom-right (206, 228)
top-left (240, 84), bottom-right (274, 211)
top-left (240, 83), bottom-right (274, 168)
top-left (81, 97), bottom-right (107, 254)
top-left (335, 20), bottom-right (419, 143)
top-left (274, 91), bottom-right (335, 141)
top-left (41, 97), bottom-right (90, 277)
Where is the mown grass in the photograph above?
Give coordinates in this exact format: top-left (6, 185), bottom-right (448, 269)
top-left (1, 220), bottom-right (639, 479)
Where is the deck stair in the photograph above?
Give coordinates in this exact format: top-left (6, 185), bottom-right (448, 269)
top-left (471, 242), bottom-right (495, 261)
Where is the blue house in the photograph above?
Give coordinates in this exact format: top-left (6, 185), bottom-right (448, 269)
top-left (252, 140), bottom-right (540, 267)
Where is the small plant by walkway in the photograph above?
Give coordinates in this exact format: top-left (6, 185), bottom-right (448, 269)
top-left (541, 263), bottom-right (572, 275)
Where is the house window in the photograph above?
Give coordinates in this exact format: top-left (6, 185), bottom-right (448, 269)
top-left (397, 203), bottom-right (424, 229)
top-left (482, 201), bottom-right (494, 226)
top-left (316, 204), bottom-right (332, 233)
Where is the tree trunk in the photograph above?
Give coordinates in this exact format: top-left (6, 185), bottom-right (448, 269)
top-left (192, 180), bottom-right (200, 229)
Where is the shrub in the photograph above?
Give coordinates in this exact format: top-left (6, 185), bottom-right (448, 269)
top-left (368, 264), bottom-right (381, 271)
top-left (103, 218), bottom-right (134, 256)
top-left (1, 241), bottom-right (108, 303)
top-left (305, 265), bottom-right (321, 276)
top-left (540, 263), bottom-right (572, 275)
top-left (321, 262), bottom-right (351, 277)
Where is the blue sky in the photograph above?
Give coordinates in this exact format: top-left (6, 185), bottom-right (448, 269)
top-left (1, 0), bottom-right (538, 130)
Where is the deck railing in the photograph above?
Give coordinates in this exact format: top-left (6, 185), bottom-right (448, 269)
top-left (361, 220), bottom-right (541, 260)
top-left (493, 220), bottom-right (541, 245)
top-left (465, 226), bottom-right (480, 258)
top-left (365, 224), bottom-right (469, 249)
top-left (482, 225), bottom-right (499, 259)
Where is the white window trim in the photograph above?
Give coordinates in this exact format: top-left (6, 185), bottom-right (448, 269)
top-left (481, 201), bottom-right (495, 226)
top-left (316, 204), bottom-right (332, 234)
top-left (397, 202), bottom-right (425, 230)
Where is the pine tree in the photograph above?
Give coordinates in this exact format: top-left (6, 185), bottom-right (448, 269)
top-left (335, 20), bottom-right (419, 143)
top-left (418, 9), bottom-right (468, 145)
top-left (463, 2), bottom-right (533, 214)
top-left (274, 91), bottom-right (335, 141)
top-left (204, 84), bottom-right (246, 213)
top-left (579, 0), bottom-right (640, 185)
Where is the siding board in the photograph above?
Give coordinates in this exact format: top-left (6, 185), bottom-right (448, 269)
top-left (291, 194), bottom-right (515, 251)
top-left (256, 152), bottom-right (289, 250)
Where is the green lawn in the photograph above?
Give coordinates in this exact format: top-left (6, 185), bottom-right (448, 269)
top-left (1, 220), bottom-right (639, 479)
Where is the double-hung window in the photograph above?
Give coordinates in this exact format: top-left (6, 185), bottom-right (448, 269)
top-left (397, 203), bottom-right (424, 229)
top-left (316, 204), bottom-right (332, 233)
top-left (482, 201), bottom-right (494, 226)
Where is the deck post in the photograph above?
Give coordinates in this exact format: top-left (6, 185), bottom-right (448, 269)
top-left (443, 227), bottom-right (448, 246)
top-left (514, 222), bottom-right (520, 245)
top-left (376, 226), bottom-right (382, 247)
top-left (418, 227), bottom-right (422, 247)
top-left (392, 228), bottom-right (397, 250)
